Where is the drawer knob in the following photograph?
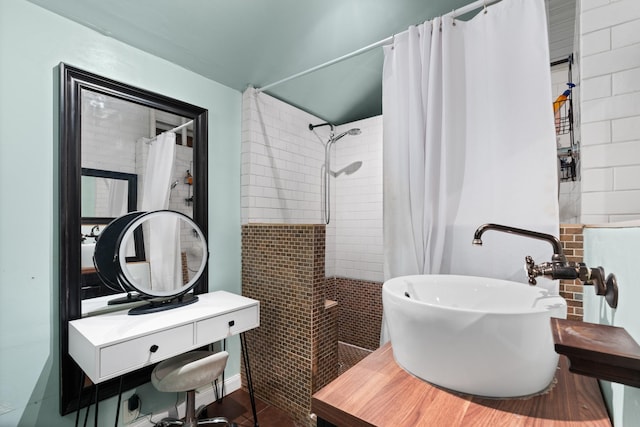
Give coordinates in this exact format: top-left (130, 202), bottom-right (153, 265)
top-left (149, 344), bottom-right (159, 353)
top-left (228, 320), bottom-right (235, 327)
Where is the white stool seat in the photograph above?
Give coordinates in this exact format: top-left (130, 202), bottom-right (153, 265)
top-left (151, 351), bottom-right (233, 427)
top-left (152, 351), bottom-right (229, 393)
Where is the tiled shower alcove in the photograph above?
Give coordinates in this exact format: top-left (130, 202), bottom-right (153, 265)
top-left (241, 224), bottom-right (337, 427)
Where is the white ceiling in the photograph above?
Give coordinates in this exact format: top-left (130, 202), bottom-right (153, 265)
top-left (29, 0), bottom-right (575, 125)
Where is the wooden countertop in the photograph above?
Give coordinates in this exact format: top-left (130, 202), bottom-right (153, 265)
top-left (312, 343), bottom-right (611, 427)
top-left (551, 318), bottom-right (640, 388)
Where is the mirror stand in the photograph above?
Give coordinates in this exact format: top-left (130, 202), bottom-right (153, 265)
top-left (107, 292), bottom-right (143, 305)
top-left (95, 210), bottom-right (209, 316)
top-left (128, 293), bottom-right (199, 315)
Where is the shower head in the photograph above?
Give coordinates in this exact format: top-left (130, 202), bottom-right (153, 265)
top-left (331, 128), bottom-right (361, 143)
top-left (331, 160), bottom-right (363, 177)
top-left (170, 180), bottom-right (179, 189)
top-left (343, 160), bottom-right (363, 175)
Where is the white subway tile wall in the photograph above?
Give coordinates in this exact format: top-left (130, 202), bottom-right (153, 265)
top-left (81, 93), bottom-right (145, 174)
top-left (82, 93), bottom-right (195, 220)
top-left (334, 118), bottom-right (384, 282)
top-left (241, 89), bottom-right (325, 225)
top-left (580, 0), bottom-right (640, 222)
top-left (581, 74), bottom-right (610, 101)
top-left (241, 89), bottom-right (384, 282)
top-left (581, 29), bottom-right (610, 56)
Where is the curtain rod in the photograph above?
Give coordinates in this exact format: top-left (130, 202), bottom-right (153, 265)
top-left (146, 120), bottom-right (193, 144)
top-left (256, 37), bottom-right (393, 93)
top-left (255, 0), bottom-right (501, 93)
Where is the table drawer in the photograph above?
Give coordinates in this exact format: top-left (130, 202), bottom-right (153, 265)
top-left (196, 304), bottom-right (259, 345)
top-left (100, 323), bottom-right (194, 380)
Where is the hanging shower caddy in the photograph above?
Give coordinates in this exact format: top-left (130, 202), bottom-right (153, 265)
top-left (554, 55), bottom-right (578, 182)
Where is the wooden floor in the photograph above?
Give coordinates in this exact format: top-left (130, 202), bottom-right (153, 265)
top-left (205, 389), bottom-right (300, 427)
top-left (203, 343), bottom-right (369, 427)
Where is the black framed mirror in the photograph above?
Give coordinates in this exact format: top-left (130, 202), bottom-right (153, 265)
top-left (59, 63), bottom-right (208, 415)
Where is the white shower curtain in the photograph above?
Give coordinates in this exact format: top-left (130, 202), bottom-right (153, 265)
top-left (140, 132), bottom-right (181, 292)
top-left (383, 0), bottom-right (559, 287)
top-left (107, 179), bottom-right (128, 217)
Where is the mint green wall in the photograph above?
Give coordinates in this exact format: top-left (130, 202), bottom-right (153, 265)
top-left (0, 0), bottom-right (241, 425)
top-left (584, 227), bottom-right (640, 426)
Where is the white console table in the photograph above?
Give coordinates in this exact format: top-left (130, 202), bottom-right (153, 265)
top-left (69, 291), bottom-right (259, 384)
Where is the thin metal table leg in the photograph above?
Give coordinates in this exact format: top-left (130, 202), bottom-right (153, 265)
top-left (240, 332), bottom-right (259, 427)
top-left (114, 376), bottom-right (123, 427)
top-left (94, 384), bottom-right (99, 427)
top-left (75, 372), bottom-right (85, 427)
top-left (82, 383), bottom-right (93, 427)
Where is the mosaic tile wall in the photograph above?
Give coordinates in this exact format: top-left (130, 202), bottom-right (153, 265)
top-left (241, 224), bottom-right (337, 427)
top-left (559, 224), bottom-right (584, 321)
top-left (328, 277), bottom-right (383, 351)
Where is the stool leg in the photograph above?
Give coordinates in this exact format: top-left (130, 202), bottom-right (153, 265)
top-left (184, 390), bottom-right (197, 427)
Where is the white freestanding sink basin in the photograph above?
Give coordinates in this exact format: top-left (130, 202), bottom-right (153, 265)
top-left (81, 243), bottom-right (96, 269)
top-left (382, 274), bottom-right (567, 398)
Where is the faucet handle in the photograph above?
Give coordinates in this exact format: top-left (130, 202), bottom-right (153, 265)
top-left (577, 263), bottom-right (590, 282)
top-left (525, 256), bottom-right (538, 285)
top-left (585, 266), bottom-right (607, 296)
top-left (525, 256), bottom-right (562, 284)
top-left (581, 266), bottom-right (619, 309)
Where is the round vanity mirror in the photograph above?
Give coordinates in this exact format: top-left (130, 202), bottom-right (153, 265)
top-left (94, 210), bottom-right (208, 315)
top-left (93, 211), bottom-right (147, 295)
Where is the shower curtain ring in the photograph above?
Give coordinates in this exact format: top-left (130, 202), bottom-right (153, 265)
top-left (452, 9), bottom-right (456, 26)
top-left (484, 0), bottom-right (488, 14)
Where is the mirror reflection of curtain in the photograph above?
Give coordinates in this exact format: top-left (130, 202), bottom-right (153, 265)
top-left (140, 132), bottom-right (181, 291)
top-left (107, 179), bottom-right (129, 217)
top-left (81, 176), bottom-right (97, 217)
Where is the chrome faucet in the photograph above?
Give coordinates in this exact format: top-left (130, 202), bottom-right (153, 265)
top-left (472, 223), bottom-right (618, 308)
top-left (82, 225), bottom-right (101, 242)
top-left (85, 225), bottom-right (101, 239)
top-left (473, 223), bottom-right (565, 263)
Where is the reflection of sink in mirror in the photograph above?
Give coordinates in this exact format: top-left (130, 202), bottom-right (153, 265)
top-left (81, 243), bottom-right (95, 269)
top-left (383, 274), bottom-right (567, 398)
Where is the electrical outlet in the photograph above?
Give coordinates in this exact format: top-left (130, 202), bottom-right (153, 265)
top-left (122, 394), bottom-right (140, 425)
